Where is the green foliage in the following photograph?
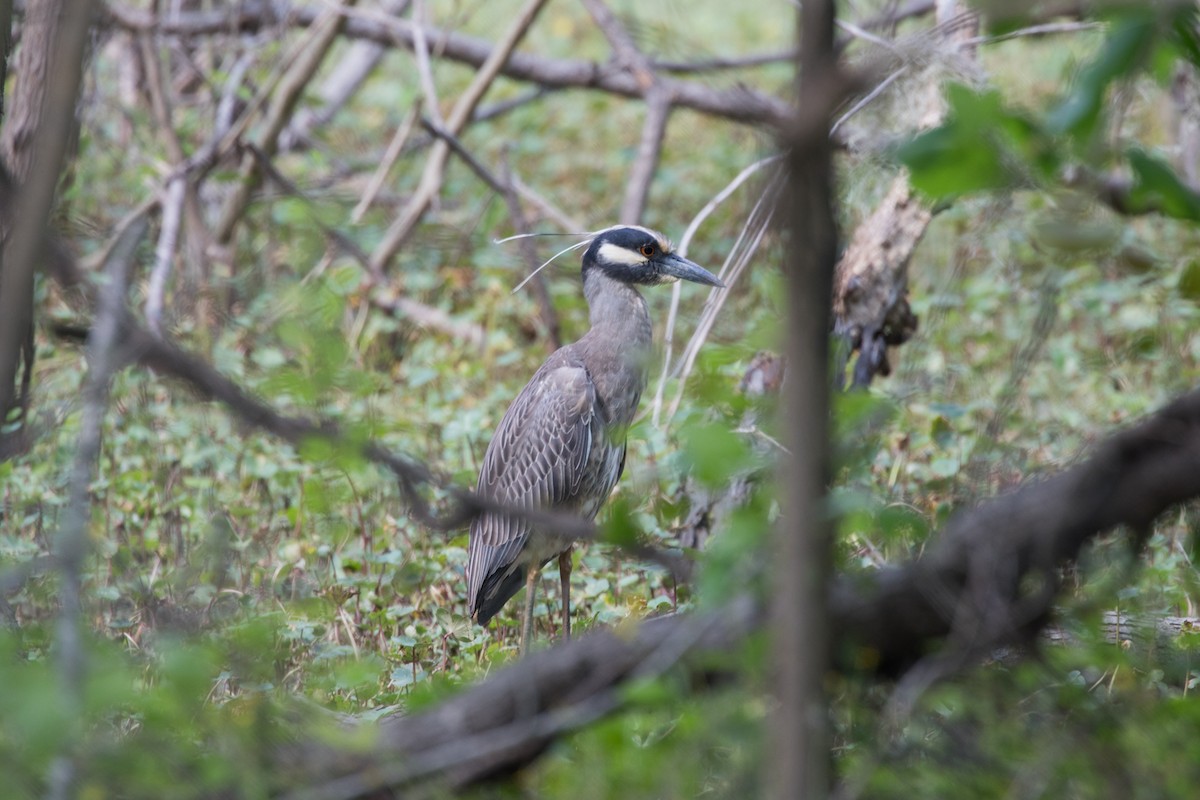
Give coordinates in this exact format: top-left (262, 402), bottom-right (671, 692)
top-left (901, 3), bottom-right (1200, 223)
top-left (1044, 8), bottom-right (1158, 140)
top-left (1125, 147), bottom-right (1200, 218)
top-left (4, 0), bottom-right (1200, 796)
top-left (898, 85), bottom-right (1054, 198)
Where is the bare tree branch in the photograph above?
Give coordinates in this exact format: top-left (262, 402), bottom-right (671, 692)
top-left (499, 152), bottom-right (561, 349)
top-left (146, 175), bottom-right (186, 334)
top-left (101, 1), bottom-right (793, 128)
top-left (212, 0), bottom-right (354, 246)
top-left (368, 287), bottom-right (487, 349)
top-left (620, 87), bottom-right (671, 224)
top-left (833, 388), bottom-right (1200, 675)
top-left (410, 0), bottom-right (443, 128)
top-left (273, 384), bottom-right (1200, 794)
top-left (579, 0), bottom-right (673, 224)
top-left (279, 596), bottom-right (759, 796)
top-left (366, 0), bottom-right (549, 277)
top-left (351, 99), bottom-right (421, 223)
top-left (47, 215), bottom-right (145, 800)
top-left (417, 116), bottom-right (506, 195)
top-left (227, 143), bottom-right (491, 347)
top-left (651, 155), bottom-right (780, 427)
top-left (282, 0), bottom-right (413, 150)
top-left (136, 30), bottom-right (214, 333)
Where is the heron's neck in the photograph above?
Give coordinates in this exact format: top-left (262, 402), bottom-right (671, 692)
top-left (582, 268), bottom-right (652, 345)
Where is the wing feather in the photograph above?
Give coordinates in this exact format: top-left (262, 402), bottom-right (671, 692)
top-left (467, 353), bottom-right (597, 622)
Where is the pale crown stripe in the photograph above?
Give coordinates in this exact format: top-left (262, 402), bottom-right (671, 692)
top-left (597, 241), bottom-right (649, 266)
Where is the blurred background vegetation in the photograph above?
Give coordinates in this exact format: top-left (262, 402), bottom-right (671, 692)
top-left (2, 0), bottom-right (1200, 796)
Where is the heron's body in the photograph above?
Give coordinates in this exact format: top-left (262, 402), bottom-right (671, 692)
top-left (465, 225), bottom-right (723, 648)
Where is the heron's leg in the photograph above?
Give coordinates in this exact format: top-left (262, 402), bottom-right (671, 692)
top-left (558, 547), bottom-right (573, 641)
top-left (519, 567), bottom-right (538, 656)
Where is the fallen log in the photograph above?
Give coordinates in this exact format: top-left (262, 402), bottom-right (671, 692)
top-left (273, 387), bottom-right (1200, 795)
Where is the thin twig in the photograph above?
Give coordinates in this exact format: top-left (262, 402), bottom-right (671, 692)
top-left (212, 0), bottom-right (352, 245)
top-left (663, 176), bottom-right (779, 424)
top-left (80, 50), bottom-right (251, 315)
top-left (366, 0), bottom-right (550, 278)
top-left (49, 216), bottom-right (146, 800)
top-left (622, 87), bottom-right (672, 224)
top-left (651, 50), bottom-right (796, 73)
top-left (651, 155), bottom-right (780, 427)
top-left (418, 116), bottom-right (506, 194)
top-left (835, 17), bottom-right (903, 52)
top-left (410, 0), bottom-right (443, 125)
top-left (102, 2), bottom-right (793, 128)
top-left (283, 0), bottom-right (412, 149)
top-left (146, 176), bottom-right (186, 334)
top-left (963, 20), bottom-right (1100, 47)
top-left (351, 98), bottom-right (422, 222)
top-left (137, 29), bottom-right (213, 327)
top-left (830, 65), bottom-right (907, 135)
top-left (666, 204), bottom-right (772, 420)
top-left (511, 174), bottom-right (584, 232)
top-left (580, 0), bottom-right (658, 78)
top-left (369, 290), bottom-right (487, 349)
top-left (500, 151), bottom-right (561, 348)
top-left (239, 145), bottom-right (492, 347)
top-left (580, 0), bottom-right (672, 225)
top-left (204, 51), bottom-right (256, 171)
top-left (140, 31), bottom-right (210, 296)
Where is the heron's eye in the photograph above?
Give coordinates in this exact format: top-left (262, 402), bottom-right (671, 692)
top-left (640, 244), bottom-right (656, 258)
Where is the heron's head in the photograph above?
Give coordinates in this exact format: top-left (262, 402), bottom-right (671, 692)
top-left (581, 225), bottom-right (724, 288)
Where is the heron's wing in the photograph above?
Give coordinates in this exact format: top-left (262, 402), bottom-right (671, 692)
top-left (467, 357), bottom-right (596, 621)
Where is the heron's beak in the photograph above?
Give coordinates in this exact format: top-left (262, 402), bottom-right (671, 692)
top-left (660, 252), bottom-right (725, 288)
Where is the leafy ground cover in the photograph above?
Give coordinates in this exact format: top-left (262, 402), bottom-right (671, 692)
top-left (2, 2), bottom-right (1200, 795)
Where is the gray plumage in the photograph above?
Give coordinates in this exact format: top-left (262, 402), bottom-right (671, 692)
top-left (466, 225), bottom-right (724, 632)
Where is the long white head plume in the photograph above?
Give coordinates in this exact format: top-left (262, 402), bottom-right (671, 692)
top-left (495, 231), bottom-right (594, 294)
top-left (496, 225), bottom-right (671, 294)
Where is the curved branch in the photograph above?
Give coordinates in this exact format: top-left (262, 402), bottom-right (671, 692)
top-left (835, 387), bottom-right (1200, 674)
top-left (281, 385), bottom-right (1200, 794)
top-left (101, 1), bottom-right (792, 127)
top-left (365, 0), bottom-right (550, 276)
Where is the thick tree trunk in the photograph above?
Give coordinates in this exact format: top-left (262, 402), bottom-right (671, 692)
top-left (0, 0), bottom-right (75, 456)
top-left (771, 2), bottom-right (841, 797)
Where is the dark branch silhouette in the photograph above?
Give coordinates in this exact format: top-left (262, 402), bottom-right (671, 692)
top-left (237, 382), bottom-right (1200, 797)
top-left (101, 1), bottom-right (793, 127)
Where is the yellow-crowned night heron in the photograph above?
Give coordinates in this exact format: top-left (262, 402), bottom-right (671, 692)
top-left (466, 225), bottom-right (724, 653)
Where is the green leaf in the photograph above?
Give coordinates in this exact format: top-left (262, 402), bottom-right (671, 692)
top-left (930, 415), bottom-right (955, 450)
top-left (1045, 10), bottom-right (1157, 139)
top-left (603, 496), bottom-right (640, 548)
top-left (1125, 148), bottom-right (1200, 221)
top-left (929, 456), bottom-right (960, 479)
top-left (326, 263), bottom-right (365, 297)
top-left (1170, 3), bottom-right (1200, 69)
top-left (1178, 260), bottom-right (1200, 302)
top-left (878, 504), bottom-right (930, 545)
top-left (680, 420), bottom-right (753, 487)
top-left (1032, 214), bottom-right (1121, 254)
top-left (898, 85), bottom-right (1050, 200)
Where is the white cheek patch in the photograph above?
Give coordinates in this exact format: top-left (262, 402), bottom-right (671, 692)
top-left (597, 242), bottom-right (648, 267)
